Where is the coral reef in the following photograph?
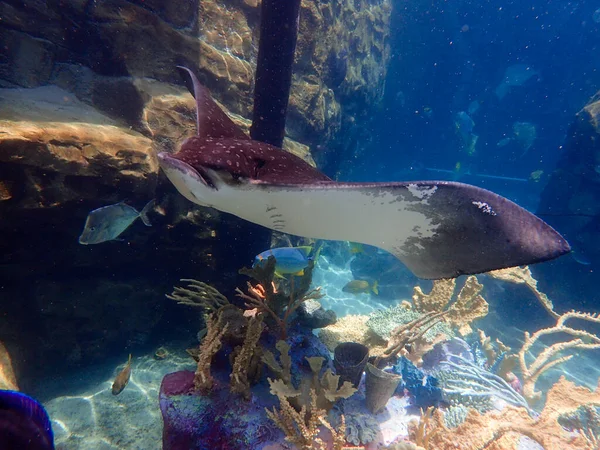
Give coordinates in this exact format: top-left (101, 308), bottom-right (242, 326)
top-left (435, 355), bottom-right (530, 413)
top-left (194, 312), bottom-right (229, 393)
top-left (410, 376), bottom-right (600, 450)
top-left (265, 341), bottom-right (357, 413)
top-left (237, 257), bottom-right (324, 339)
top-left (366, 304), bottom-right (454, 344)
top-left (166, 280), bottom-right (230, 312)
top-left (515, 310), bottom-right (600, 405)
top-left (0, 342), bottom-right (18, 391)
top-left (266, 383), bottom-right (347, 450)
top-left (230, 315), bottom-right (265, 399)
top-left (393, 357), bottom-right (443, 410)
top-left (413, 276), bottom-right (489, 336)
top-left (335, 410), bottom-right (379, 446)
top-left (374, 311), bottom-right (450, 368)
top-left (318, 314), bottom-right (387, 355)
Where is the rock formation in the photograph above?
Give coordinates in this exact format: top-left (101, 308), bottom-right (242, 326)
top-left (537, 92), bottom-right (600, 308)
top-left (0, 0), bottom-right (392, 384)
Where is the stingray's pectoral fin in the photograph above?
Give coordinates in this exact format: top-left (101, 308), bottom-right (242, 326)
top-left (377, 181), bottom-right (571, 279)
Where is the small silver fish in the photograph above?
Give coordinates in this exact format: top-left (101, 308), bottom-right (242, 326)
top-left (79, 200), bottom-right (154, 245)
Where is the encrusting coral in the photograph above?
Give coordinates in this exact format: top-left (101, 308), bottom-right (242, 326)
top-left (408, 376), bottom-right (600, 450)
top-left (318, 314), bottom-right (387, 355)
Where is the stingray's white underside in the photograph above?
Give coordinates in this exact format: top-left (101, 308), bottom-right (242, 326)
top-left (161, 162), bottom-right (440, 260)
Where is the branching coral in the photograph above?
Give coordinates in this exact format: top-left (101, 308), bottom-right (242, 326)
top-left (230, 314), bottom-right (264, 399)
top-left (264, 340), bottom-right (357, 412)
top-left (374, 311), bottom-right (449, 368)
top-left (166, 279), bottom-right (229, 312)
top-left (411, 376), bottom-right (600, 450)
top-left (0, 342), bottom-right (18, 391)
top-left (413, 279), bottom-right (456, 313)
top-left (262, 340), bottom-right (293, 385)
top-left (487, 266), bottom-right (558, 319)
top-left (412, 276), bottom-right (489, 336)
top-left (478, 330), bottom-right (518, 384)
top-left (194, 312), bottom-right (229, 393)
top-left (266, 381), bottom-right (347, 450)
top-left (237, 257), bottom-right (323, 339)
top-left (516, 310), bottom-right (600, 405)
top-left (410, 406), bottom-right (438, 449)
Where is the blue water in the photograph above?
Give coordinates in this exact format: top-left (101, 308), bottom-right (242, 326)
top-left (1, 0), bottom-right (600, 449)
top-left (345, 1), bottom-right (599, 191)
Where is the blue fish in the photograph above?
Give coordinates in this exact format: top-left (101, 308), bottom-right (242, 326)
top-left (253, 246), bottom-right (320, 277)
top-left (0, 390), bottom-right (54, 449)
top-left (79, 200), bottom-right (154, 245)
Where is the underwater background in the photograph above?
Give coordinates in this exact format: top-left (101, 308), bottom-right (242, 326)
top-left (1, 0), bottom-right (600, 449)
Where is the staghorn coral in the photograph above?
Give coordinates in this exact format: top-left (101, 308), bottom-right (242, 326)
top-left (516, 310), bottom-right (600, 405)
top-left (366, 304), bottom-right (454, 348)
top-left (237, 257), bottom-right (323, 339)
top-left (412, 276), bottom-right (489, 336)
top-left (412, 376), bottom-right (600, 450)
top-left (374, 311), bottom-right (449, 368)
top-left (229, 314), bottom-right (265, 399)
top-left (478, 330), bottom-right (518, 384)
top-left (194, 312), bottom-right (229, 393)
top-left (487, 266), bottom-right (558, 319)
top-left (410, 406), bottom-right (439, 449)
top-left (266, 381), bottom-right (347, 450)
top-left (166, 279), bottom-right (229, 312)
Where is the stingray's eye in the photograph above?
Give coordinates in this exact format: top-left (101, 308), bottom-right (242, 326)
top-left (90, 227), bottom-right (96, 231)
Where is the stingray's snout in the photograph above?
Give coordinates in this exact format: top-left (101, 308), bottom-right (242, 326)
top-left (157, 151), bottom-right (213, 191)
top-left (157, 152), bottom-right (174, 168)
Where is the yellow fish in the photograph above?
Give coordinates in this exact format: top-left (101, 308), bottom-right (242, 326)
top-left (112, 354), bottom-right (132, 396)
top-left (342, 280), bottom-right (378, 295)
